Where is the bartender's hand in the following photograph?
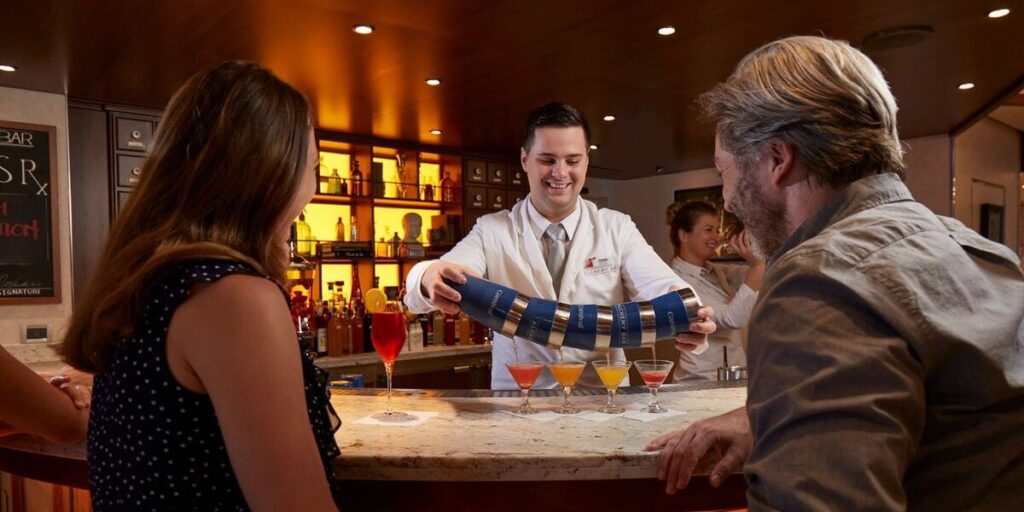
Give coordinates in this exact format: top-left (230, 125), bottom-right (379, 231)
top-left (421, 261), bottom-right (482, 315)
top-left (674, 305), bottom-right (715, 352)
top-left (645, 406), bottom-right (751, 495)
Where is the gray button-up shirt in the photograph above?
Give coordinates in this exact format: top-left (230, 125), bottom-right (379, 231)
top-left (744, 173), bottom-right (1024, 511)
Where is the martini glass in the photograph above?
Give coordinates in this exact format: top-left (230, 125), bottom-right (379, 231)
top-left (505, 362), bottom-right (544, 414)
top-left (370, 307), bottom-right (414, 422)
top-left (547, 360), bottom-right (586, 414)
top-left (633, 359), bottom-right (674, 413)
top-left (592, 360), bottom-right (632, 414)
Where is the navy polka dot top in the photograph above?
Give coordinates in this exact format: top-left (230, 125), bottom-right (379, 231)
top-left (87, 260), bottom-right (341, 511)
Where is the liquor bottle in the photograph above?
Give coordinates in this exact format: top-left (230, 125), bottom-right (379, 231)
top-left (335, 217), bottom-right (346, 242)
top-left (295, 212), bottom-right (312, 256)
top-left (370, 161), bottom-right (385, 198)
top-left (316, 301), bottom-right (330, 356)
top-left (390, 232), bottom-right (401, 259)
top-left (419, 314), bottom-right (430, 347)
top-left (443, 313), bottom-right (456, 346)
top-left (440, 171), bottom-right (456, 203)
top-left (326, 299), bottom-right (343, 357)
top-left (340, 177), bottom-right (348, 196)
top-left (327, 168), bottom-right (343, 195)
top-left (407, 316), bottom-right (424, 352)
top-left (351, 159), bottom-right (364, 197)
top-left (470, 320), bottom-right (487, 345)
top-left (350, 266), bottom-right (365, 354)
top-left (423, 182), bottom-right (435, 202)
top-left (432, 311), bottom-right (445, 346)
top-left (349, 216), bottom-right (359, 242)
top-left (338, 299), bottom-right (352, 355)
top-left (457, 312), bottom-right (471, 345)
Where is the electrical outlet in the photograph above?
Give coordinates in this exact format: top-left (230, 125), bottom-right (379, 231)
top-left (20, 324), bottom-right (51, 344)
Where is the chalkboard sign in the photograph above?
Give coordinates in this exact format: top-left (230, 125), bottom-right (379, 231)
top-left (0, 121), bottom-right (60, 304)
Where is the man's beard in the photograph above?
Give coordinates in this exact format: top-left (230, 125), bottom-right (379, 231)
top-left (728, 169), bottom-right (789, 260)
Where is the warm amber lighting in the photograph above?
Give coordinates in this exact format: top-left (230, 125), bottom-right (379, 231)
top-left (658, 26), bottom-right (676, 36)
top-left (589, 144), bottom-right (599, 150)
top-left (602, 115), bottom-right (616, 122)
top-left (988, 8), bottom-right (1010, 18)
top-left (0, 64), bottom-right (16, 73)
top-left (352, 24), bottom-right (374, 34)
top-left (425, 78), bottom-right (442, 86)
top-left (958, 82), bottom-right (975, 90)
top-left (429, 129), bottom-right (442, 135)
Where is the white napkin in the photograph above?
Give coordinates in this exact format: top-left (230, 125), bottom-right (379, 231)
top-left (353, 411), bottom-right (439, 427)
top-left (574, 410), bottom-right (620, 422)
top-left (500, 410), bottom-right (560, 422)
top-left (621, 408), bottom-right (685, 422)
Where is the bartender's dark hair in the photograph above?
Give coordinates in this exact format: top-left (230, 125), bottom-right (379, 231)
top-left (521, 102), bottom-right (591, 152)
top-left (61, 60), bottom-right (313, 372)
top-left (670, 201), bottom-right (718, 250)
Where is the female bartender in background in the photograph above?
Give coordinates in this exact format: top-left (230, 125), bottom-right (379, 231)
top-left (669, 202), bottom-right (765, 380)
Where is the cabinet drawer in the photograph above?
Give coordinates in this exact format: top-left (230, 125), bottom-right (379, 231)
top-left (509, 189), bottom-right (528, 206)
top-left (115, 117), bottom-right (154, 152)
top-left (487, 188), bottom-right (507, 210)
top-left (116, 154), bottom-right (146, 187)
top-left (486, 162), bottom-right (506, 185)
top-left (466, 185), bottom-right (488, 209)
top-left (509, 166), bottom-right (528, 187)
top-left (465, 160), bottom-right (487, 183)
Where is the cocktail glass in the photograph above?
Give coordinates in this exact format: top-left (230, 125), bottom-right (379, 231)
top-left (633, 359), bottom-right (674, 413)
top-left (592, 360), bottom-right (632, 414)
top-left (371, 310), bottom-right (414, 422)
top-left (505, 362), bottom-right (544, 414)
top-left (547, 360), bottom-right (586, 414)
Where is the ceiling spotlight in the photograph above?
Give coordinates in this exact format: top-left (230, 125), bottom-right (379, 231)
top-left (958, 82), bottom-right (975, 90)
top-left (425, 78), bottom-right (441, 86)
top-left (658, 26), bottom-right (676, 36)
top-left (988, 8), bottom-right (1010, 18)
top-left (0, 64), bottom-right (16, 73)
top-left (602, 115), bottom-right (616, 122)
top-left (589, 144), bottom-right (599, 150)
top-left (429, 129), bottom-right (442, 135)
top-left (352, 24), bottom-right (374, 35)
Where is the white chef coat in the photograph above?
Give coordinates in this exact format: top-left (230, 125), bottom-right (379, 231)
top-left (670, 256), bottom-right (757, 380)
top-left (405, 197), bottom-right (706, 389)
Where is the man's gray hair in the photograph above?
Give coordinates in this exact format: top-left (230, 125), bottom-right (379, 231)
top-left (700, 36), bottom-right (906, 187)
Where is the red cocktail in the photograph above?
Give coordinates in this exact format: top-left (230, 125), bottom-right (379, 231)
top-left (506, 362), bottom-right (544, 414)
top-left (371, 311), bottom-right (413, 422)
top-left (633, 360), bottom-right (675, 413)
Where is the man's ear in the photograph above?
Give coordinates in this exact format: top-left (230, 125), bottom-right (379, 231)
top-left (768, 142), bottom-right (797, 186)
top-left (520, 147), bottom-right (528, 170)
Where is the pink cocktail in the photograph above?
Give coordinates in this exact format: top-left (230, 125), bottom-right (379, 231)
top-left (371, 311), bottom-right (413, 422)
top-left (633, 360), bottom-right (674, 413)
top-left (506, 362), bottom-right (544, 414)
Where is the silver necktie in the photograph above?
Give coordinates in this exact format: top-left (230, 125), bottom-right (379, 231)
top-left (544, 223), bottom-right (568, 291)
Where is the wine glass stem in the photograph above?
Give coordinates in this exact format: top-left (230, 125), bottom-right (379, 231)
top-left (606, 388), bottom-right (616, 408)
top-left (649, 386), bottom-right (658, 409)
top-left (563, 387), bottom-right (572, 409)
top-left (384, 361), bottom-right (394, 415)
top-left (521, 388), bottom-right (530, 409)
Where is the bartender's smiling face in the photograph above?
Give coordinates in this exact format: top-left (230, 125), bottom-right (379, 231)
top-left (522, 126), bottom-right (589, 222)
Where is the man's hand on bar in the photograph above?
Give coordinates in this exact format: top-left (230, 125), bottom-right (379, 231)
top-left (675, 305), bottom-right (715, 352)
top-left (645, 406), bottom-right (751, 495)
top-left (421, 261), bottom-right (482, 314)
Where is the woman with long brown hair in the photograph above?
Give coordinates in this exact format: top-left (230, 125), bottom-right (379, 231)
top-left (61, 61), bottom-right (339, 511)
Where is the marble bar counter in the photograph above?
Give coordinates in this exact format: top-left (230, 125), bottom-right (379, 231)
top-left (329, 380), bottom-right (748, 510)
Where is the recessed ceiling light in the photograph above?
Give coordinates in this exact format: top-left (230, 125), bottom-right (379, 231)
top-left (0, 64), bottom-right (16, 73)
top-left (658, 26), bottom-right (676, 36)
top-left (602, 115), bottom-right (616, 122)
top-left (589, 144), bottom-right (599, 150)
top-left (958, 82), bottom-right (976, 90)
top-left (352, 24), bottom-right (374, 35)
top-left (988, 8), bottom-right (1010, 18)
top-left (425, 78), bottom-right (441, 86)
top-left (429, 129), bottom-right (442, 135)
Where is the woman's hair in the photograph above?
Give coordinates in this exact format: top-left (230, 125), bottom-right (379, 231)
top-left (699, 36), bottom-right (905, 187)
top-left (670, 201), bottom-right (718, 250)
top-left (61, 61), bottom-right (312, 372)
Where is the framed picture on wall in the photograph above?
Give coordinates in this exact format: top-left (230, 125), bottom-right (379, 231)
top-left (980, 203), bottom-right (1004, 243)
top-left (672, 185), bottom-right (742, 261)
top-left (0, 120), bottom-right (61, 304)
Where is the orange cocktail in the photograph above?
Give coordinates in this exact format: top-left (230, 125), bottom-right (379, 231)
top-left (547, 361), bottom-right (586, 414)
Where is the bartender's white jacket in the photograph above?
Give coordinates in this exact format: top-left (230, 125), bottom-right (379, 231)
top-left (405, 197), bottom-right (706, 389)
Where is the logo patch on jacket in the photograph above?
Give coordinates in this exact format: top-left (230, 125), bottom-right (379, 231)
top-left (583, 256), bottom-right (618, 276)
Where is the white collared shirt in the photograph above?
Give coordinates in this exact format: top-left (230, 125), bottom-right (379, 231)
top-left (670, 256), bottom-right (757, 380)
top-left (525, 196), bottom-right (582, 263)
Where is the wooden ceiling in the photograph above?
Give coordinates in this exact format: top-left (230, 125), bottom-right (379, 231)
top-left (3, 0), bottom-right (1023, 179)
